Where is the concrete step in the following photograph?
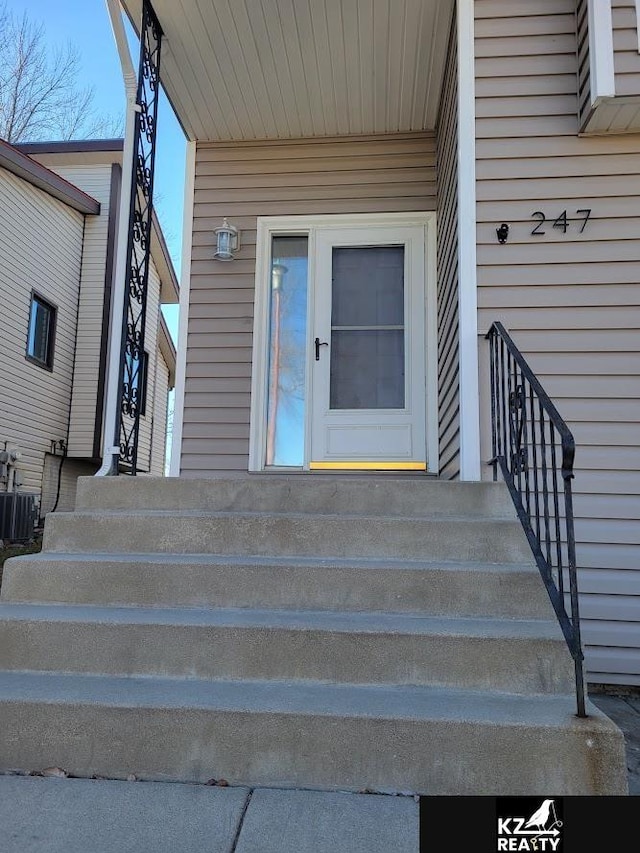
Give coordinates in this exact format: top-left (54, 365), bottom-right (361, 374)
top-left (0, 671), bottom-right (628, 795)
top-left (1, 552), bottom-right (553, 618)
top-left (0, 604), bottom-right (574, 693)
top-left (41, 511), bottom-right (533, 563)
top-left (75, 475), bottom-right (516, 519)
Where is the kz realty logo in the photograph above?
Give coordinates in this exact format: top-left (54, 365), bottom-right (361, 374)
top-left (496, 798), bottom-right (563, 852)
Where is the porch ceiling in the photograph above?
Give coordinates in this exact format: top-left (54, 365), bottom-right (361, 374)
top-left (121, 0), bottom-right (454, 142)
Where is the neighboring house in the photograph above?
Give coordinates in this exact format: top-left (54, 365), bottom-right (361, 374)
top-left (0, 138), bottom-right (178, 524)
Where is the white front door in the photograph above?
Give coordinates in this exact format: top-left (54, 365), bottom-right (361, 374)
top-left (250, 214), bottom-right (435, 472)
top-left (310, 225), bottom-right (427, 469)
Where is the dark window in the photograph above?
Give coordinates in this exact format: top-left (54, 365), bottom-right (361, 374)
top-left (26, 293), bottom-right (56, 370)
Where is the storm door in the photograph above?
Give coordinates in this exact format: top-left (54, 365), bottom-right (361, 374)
top-left (254, 216), bottom-right (432, 472)
top-left (309, 225), bottom-right (426, 469)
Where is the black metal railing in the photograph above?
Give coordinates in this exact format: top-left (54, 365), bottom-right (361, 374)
top-left (486, 321), bottom-right (586, 717)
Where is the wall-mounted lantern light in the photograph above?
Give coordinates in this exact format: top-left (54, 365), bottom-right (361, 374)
top-left (271, 263), bottom-right (287, 291)
top-left (213, 217), bottom-right (240, 260)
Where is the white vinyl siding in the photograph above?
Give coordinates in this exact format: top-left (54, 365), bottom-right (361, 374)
top-left (150, 350), bottom-right (170, 476)
top-left (181, 133), bottom-right (437, 475)
top-left (475, 0), bottom-right (640, 686)
top-left (135, 257), bottom-right (163, 474)
top-left (436, 10), bottom-right (460, 480)
top-left (51, 165), bottom-right (114, 459)
top-left (612, 0), bottom-right (640, 96)
top-left (0, 168), bottom-right (83, 497)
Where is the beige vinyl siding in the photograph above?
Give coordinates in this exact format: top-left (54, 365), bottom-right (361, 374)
top-left (435, 11), bottom-right (460, 480)
top-left (475, 1), bottom-right (640, 685)
top-left (182, 133), bottom-right (437, 475)
top-left (48, 165), bottom-right (115, 459)
top-left (0, 168), bottom-right (83, 498)
top-left (150, 349), bottom-right (170, 476)
top-left (612, 0), bottom-right (640, 97)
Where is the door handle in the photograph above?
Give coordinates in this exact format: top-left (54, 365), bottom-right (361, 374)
top-left (315, 337), bottom-right (329, 361)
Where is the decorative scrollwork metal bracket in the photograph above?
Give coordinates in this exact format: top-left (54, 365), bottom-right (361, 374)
top-left (114, 0), bottom-right (162, 474)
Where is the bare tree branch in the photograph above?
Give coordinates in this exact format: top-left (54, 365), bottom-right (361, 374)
top-left (0, 3), bottom-right (123, 142)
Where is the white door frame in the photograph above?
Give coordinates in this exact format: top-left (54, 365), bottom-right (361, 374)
top-left (249, 212), bottom-right (438, 472)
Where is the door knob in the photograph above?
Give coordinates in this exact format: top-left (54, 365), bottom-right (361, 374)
top-left (315, 337), bottom-right (329, 361)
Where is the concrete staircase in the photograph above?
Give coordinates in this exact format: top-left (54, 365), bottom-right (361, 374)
top-left (0, 475), bottom-right (629, 795)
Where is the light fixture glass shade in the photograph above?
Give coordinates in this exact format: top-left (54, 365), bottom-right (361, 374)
top-left (213, 217), bottom-right (240, 260)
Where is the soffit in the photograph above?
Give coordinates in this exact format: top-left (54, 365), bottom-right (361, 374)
top-left (121, 0), bottom-right (454, 142)
top-left (582, 96), bottom-right (640, 135)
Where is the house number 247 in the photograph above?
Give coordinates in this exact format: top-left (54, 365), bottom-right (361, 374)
top-left (531, 209), bottom-right (592, 235)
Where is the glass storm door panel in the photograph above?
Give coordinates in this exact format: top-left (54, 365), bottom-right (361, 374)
top-left (265, 236), bottom-right (309, 467)
top-left (330, 246), bottom-right (405, 410)
top-left (310, 226), bottom-right (427, 469)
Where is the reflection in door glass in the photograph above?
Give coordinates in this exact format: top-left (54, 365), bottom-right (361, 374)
top-left (266, 236), bottom-right (309, 466)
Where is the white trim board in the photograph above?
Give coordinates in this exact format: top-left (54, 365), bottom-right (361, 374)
top-left (168, 140), bottom-right (196, 477)
top-left (589, 0), bottom-right (616, 104)
top-left (249, 212), bottom-right (438, 473)
top-left (457, 0), bottom-right (481, 481)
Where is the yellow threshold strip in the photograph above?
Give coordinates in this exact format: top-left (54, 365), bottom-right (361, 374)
top-left (309, 461), bottom-right (427, 471)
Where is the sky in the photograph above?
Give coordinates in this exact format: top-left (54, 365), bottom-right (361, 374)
top-left (6, 0), bottom-right (187, 345)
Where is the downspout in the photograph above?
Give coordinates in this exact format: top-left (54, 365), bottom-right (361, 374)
top-left (95, 0), bottom-right (139, 476)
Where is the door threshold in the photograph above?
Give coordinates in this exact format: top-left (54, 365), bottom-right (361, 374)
top-left (253, 469), bottom-right (437, 477)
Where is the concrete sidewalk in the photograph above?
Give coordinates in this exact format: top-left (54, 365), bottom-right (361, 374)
top-left (0, 776), bottom-right (419, 853)
top-left (590, 689), bottom-right (640, 795)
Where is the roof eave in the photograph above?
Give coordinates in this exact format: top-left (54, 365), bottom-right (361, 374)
top-left (0, 139), bottom-right (101, 215)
